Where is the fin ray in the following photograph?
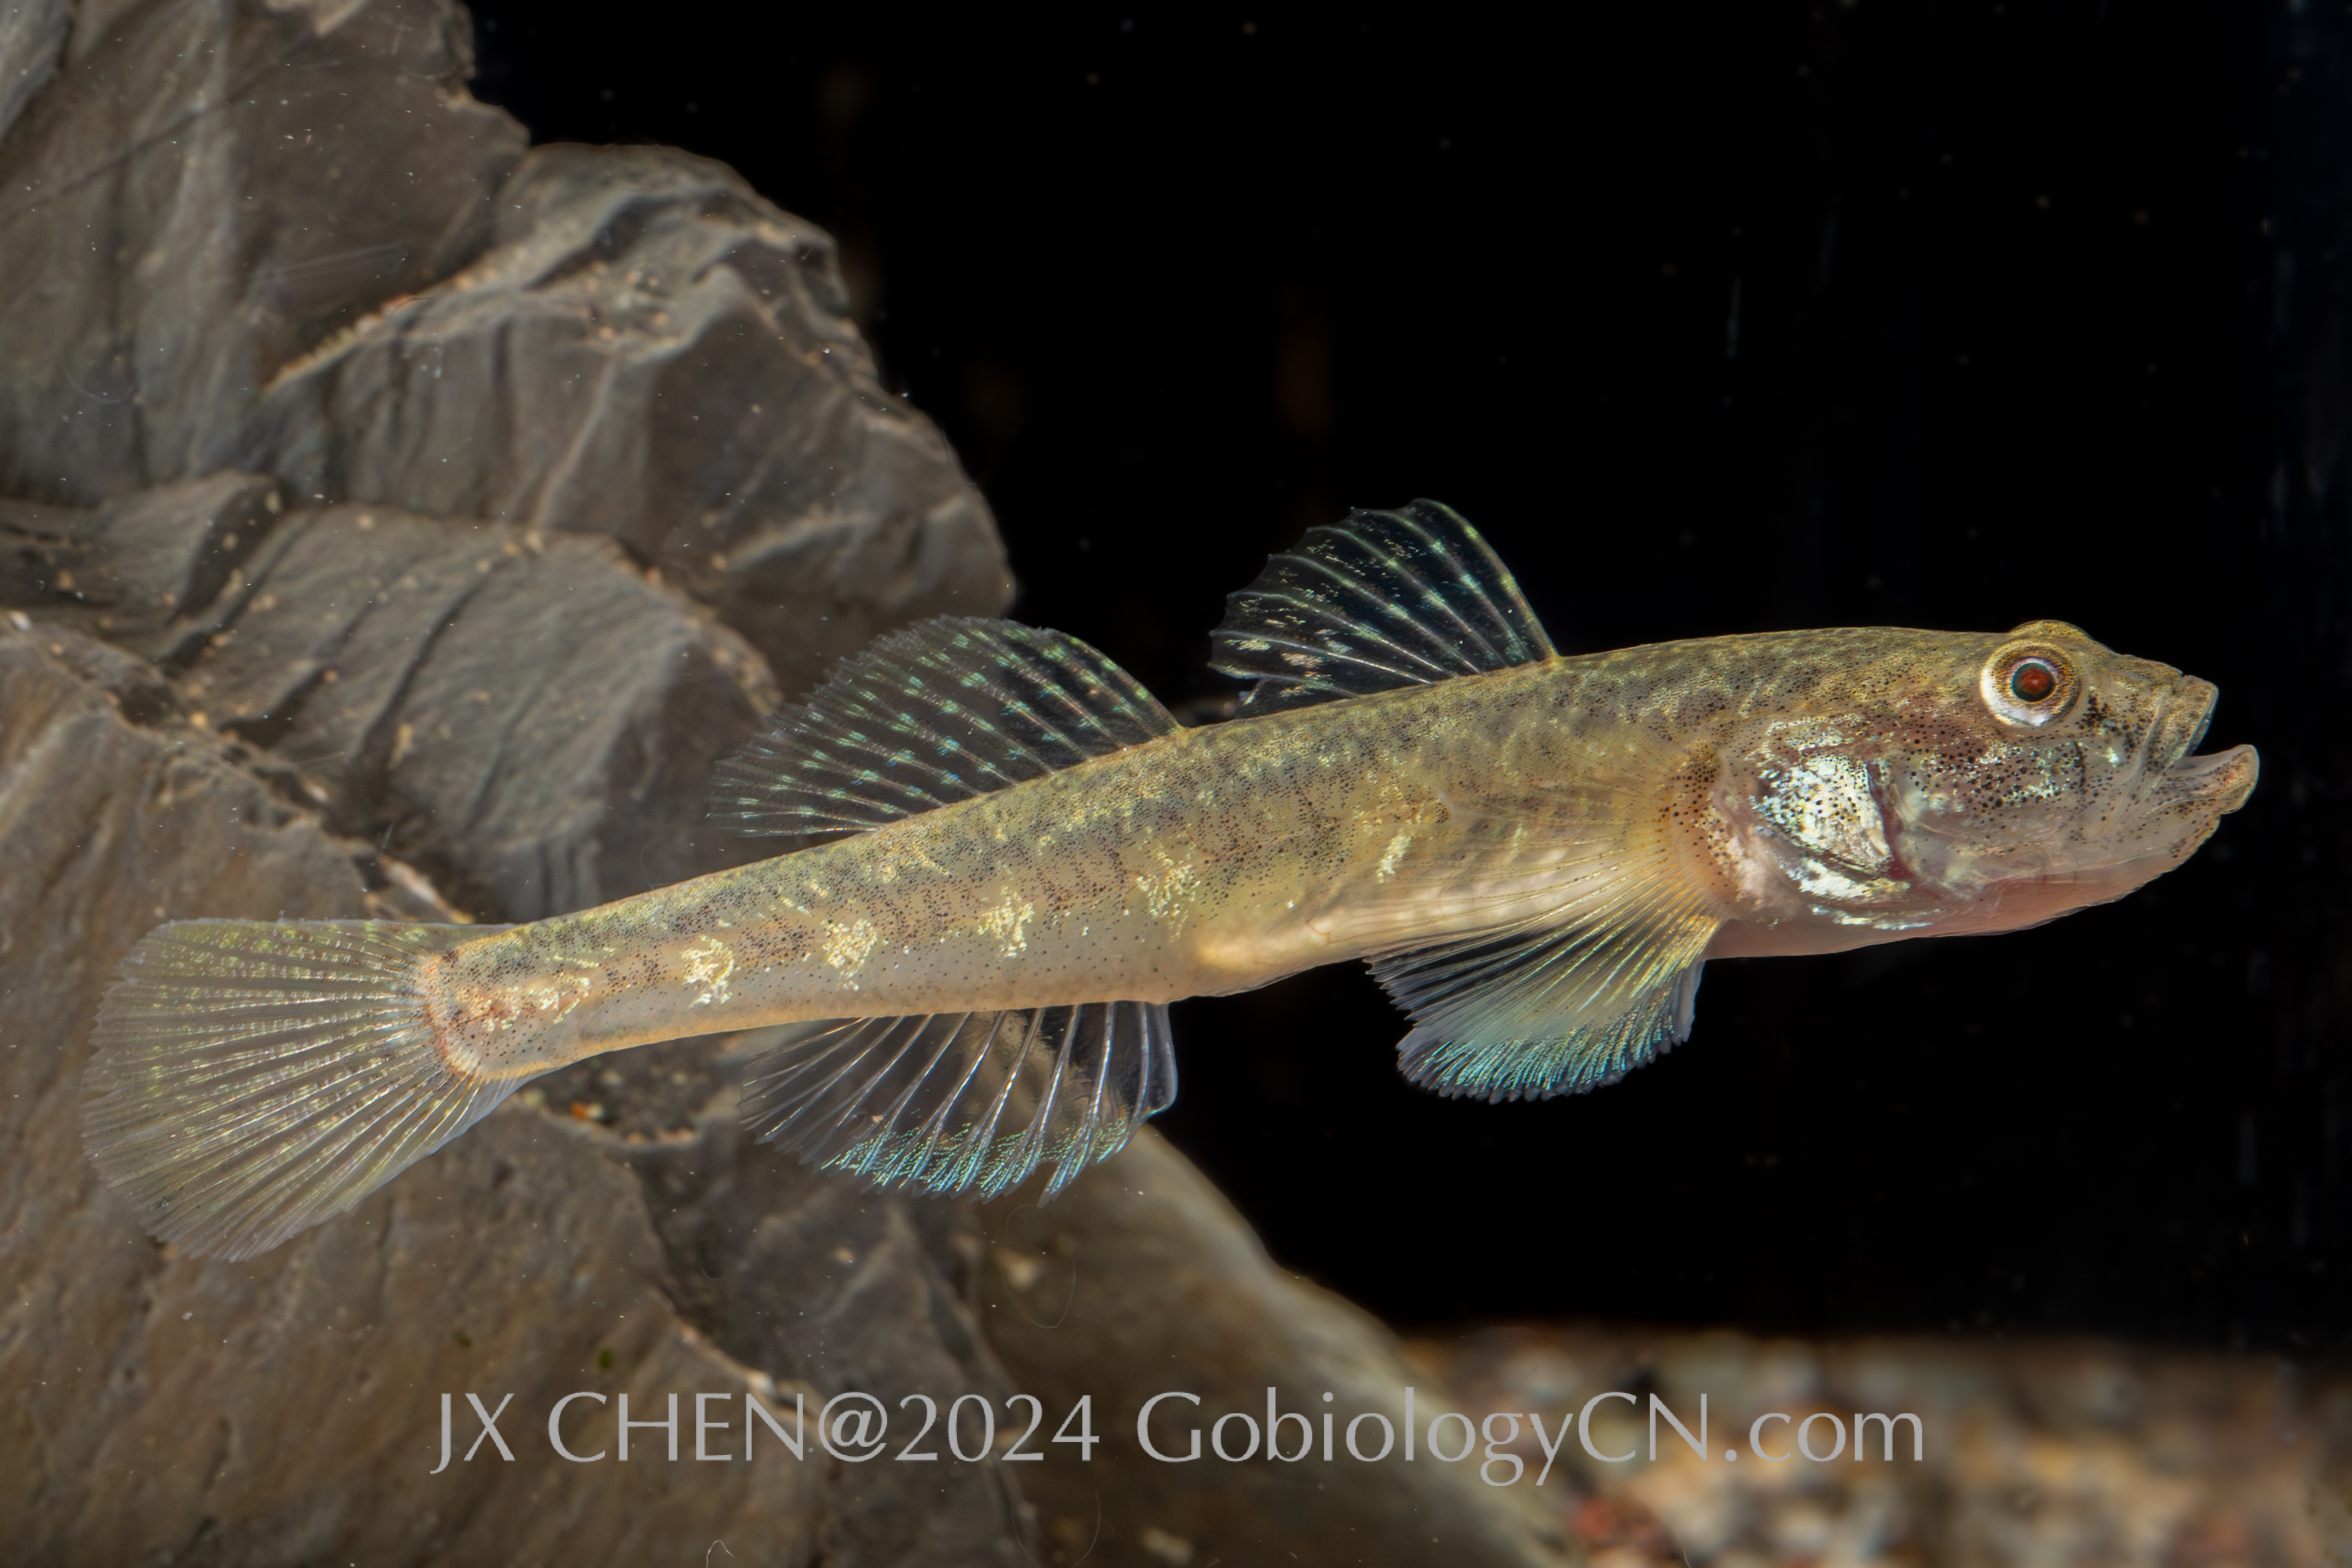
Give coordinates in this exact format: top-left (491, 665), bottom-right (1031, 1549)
top-left (1375, 901), bottom-right (1717, 1104)
top-left (709, 617), bottom-right (1179, 838)
top-left (1366, 748), bottom-right (1723, 1102)
top-left (82, 919), bottom-right (519, 1259)
top-left (1210, 500), bottom-right (1556, 712)
top-left (740, 1001), bottom-right (1177, 1200)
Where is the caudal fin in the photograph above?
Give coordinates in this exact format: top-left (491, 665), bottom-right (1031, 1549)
top-left (81, 919), bottom-right (516, 1260)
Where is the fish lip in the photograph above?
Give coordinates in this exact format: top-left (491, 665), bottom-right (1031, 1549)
top-left (2163, 741), bottom-right (2260, 802)
top-left (2150, 680), bottom-right (2216, 771)
top-left (2170, 684), bottom-right (2216, 760)
top-left (2152, 681), bottom-right (2257, 808)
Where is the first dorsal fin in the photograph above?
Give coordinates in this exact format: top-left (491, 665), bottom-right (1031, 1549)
top-left (1209, 500), bottom-right (1556, 713)
top-left (709, 616), bottom-right (1180, 837)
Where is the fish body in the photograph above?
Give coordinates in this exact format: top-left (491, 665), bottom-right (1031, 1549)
top-left (430, 662), bottom-right (1659, 1073)
top-left (80, 504), bottom-right (2257, 1258)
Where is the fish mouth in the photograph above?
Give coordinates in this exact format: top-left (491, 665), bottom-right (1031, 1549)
top-left (2150, 681), bottom-right (2258, 813)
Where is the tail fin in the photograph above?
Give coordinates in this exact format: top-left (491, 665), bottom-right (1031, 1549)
top-left (81, 919), bottom-right (516, 1260)
top-left (742, 1001), bottom-right (1177, 1202)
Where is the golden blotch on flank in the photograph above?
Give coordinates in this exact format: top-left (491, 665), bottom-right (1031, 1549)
top-left (1373, 827), bottom-right (1419, 881)
top-left (977, 897), bottom-right (1037, 957)
top-left (1134, 858), bottom-right (1204, 931)
top-left (681, 934), bottom-right (735, 1007)
top-left (820, 917), bottom-right (880, 977)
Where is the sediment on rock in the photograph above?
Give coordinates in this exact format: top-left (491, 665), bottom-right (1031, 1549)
top-left (0, 0), bottom-right (524, 505)
top-left (244, 140), bottom-right (1016, 682)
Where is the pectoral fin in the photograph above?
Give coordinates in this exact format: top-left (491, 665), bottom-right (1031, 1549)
top-left (1370, 769), bottom-right (1722, 1102)
top-left (1375, 913), bottom-right (1716, 1102)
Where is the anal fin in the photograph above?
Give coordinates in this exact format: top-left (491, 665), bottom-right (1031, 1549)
top-left (740, 1001), bottom-right (1177, 1200)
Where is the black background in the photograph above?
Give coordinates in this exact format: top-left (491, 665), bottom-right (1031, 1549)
top-left (463, 2), bottom-right (2350, 1353)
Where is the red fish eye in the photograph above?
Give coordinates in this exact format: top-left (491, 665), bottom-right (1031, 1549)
top-left (2009, 659), bottom-right (2058, 704)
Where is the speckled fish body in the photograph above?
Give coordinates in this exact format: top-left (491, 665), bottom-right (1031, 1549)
top-left (422, 681), bottom-right (1543, 1073)
top-left (80, 503), bottom-right (2257, 1260)
top-left (428, 624), bottom-right (2250, 1076)
top-left (425, 667), bottom-right (1637, 1076)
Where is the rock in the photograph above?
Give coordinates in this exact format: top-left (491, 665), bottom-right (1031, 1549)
top-left (0, 627), bottom-right (990, 1566)
top-left (3, 482), bottom-right (778, 921)
top-left (0, 472), bottom-right (283, 643)
top-left (0, 0), bottom-right (526, 508)
top-left (0, 4), bottom-right (1601, 1566)
top-left (535, 1035), bottom-right (1580, 1568)
top-left (244, 141), bottom-right (1014, 682)
top-left (972, 1130), bottom-right (1576, 1568)
top-left (168, 500), bottom-right (780, 919)
top-left (564, 1039), bottom-right (1034, 1566)
top-left (0, 0), bottom-right (1006, 699)
top-left (0, 0), bottom-right (65, 145)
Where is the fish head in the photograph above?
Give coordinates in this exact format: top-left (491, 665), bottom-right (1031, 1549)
top-left (1714, 619), bottom-right (2257, 947)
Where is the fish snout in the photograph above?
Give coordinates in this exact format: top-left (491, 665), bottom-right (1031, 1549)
top-left (2128, 666), bottom-right (2254, 811)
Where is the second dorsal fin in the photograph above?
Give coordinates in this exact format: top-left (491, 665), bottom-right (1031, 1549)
top-left (709, 616), bottom-right (1181, 837)
top-left (1209, 500), bottom-right (1556, 713)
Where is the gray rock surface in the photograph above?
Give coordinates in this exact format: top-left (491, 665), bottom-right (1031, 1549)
top-left (0, 4), bottom-right (1582, 1565)
top-left (0, 0), bottom-right (524, 504)
top-left (0, 0), bottom-right (65, 145)
top-left (0, 472), bottom-right (283, 644)
top-left (0, 633), bottom-right (1575, 1566)
top-left (246, 140), bottom-right (1015, 680)
top-left (0, 0), bottom-right (1008, 693)
top-left (975, 1130), bottom-right (1575, 1567)
top-left (160, 497), bottom-right (778, 920)
top-left (6, 479), bottom-right (779, 921)
top-left (0, 628), bottom-right (943, 1566)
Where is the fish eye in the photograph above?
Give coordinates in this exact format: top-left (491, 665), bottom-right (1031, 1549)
top-left (1980, 644), bottom-right (2077, 727)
